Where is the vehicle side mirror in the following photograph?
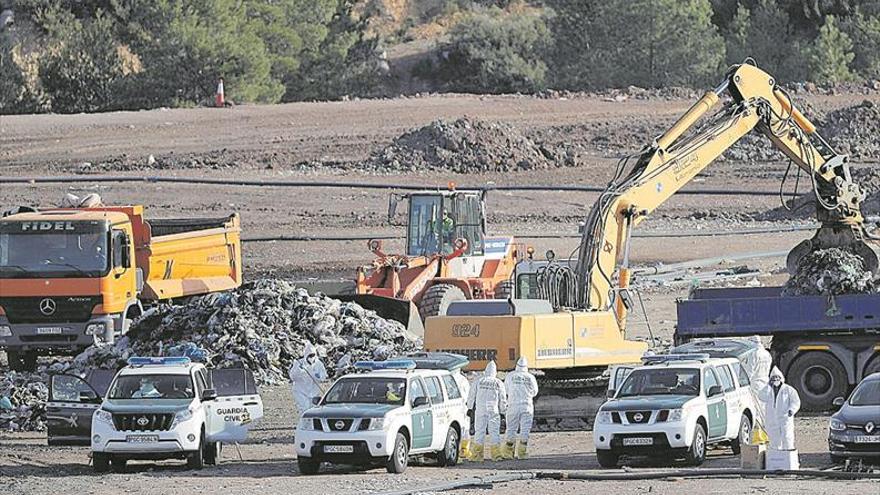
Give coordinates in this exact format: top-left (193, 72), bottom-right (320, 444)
top-left (708, 385), bottom-right (722, 397)
top-left (201, 389), bottom-right (217, 402)
top-left (832, 396), bottom-right (845, 408)
top-left (311, 396), bottom-right (321, 406)
top-left (121, 233), bottom-right (132, 268)
top-left (412, 396), bottom-right (429, 408)
top-left (79, 390), bottom-right (98, 402)
top-left (606, 389), bottom-right (616, 399)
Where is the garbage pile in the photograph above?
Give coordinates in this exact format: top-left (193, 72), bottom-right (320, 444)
top-left (0, 370), bottom-right (49, 431)
top-left (783, 248), bottom-right (877, 296)
top-left (72, 279), bottom-right (420, 385)
top-left (364, 117), bottom-right (575, 173)
top-left (823, 100), bottom-right (880, 161)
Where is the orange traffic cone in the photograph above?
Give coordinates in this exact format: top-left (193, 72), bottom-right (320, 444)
top-left (215, 78), bottom-right (225, 108)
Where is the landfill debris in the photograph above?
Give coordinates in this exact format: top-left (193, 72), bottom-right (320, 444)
top-left (783, 248), bottom-right (877, 296)
top-left (823, 100), bottom-right (880, 161)
top-left (0, 371), bottom-right (49, 432)
top-left (363, 118), bottom-right (576, 173)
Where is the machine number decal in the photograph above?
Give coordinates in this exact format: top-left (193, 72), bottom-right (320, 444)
top-left (452, 324), bottom-right (480, 337)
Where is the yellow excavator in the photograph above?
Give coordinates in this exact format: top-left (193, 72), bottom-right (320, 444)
top-left (423, 61), bottom-right (879, 428)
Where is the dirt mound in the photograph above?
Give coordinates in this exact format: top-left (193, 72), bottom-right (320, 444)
top-left (364, 118), bottom-right (576, 173)
top-left (784, 248), bottom-right (877, 296)
top-left (757, 166), bottom-right (880, 221)
top-left (823, 100), bottom-right (880, 160)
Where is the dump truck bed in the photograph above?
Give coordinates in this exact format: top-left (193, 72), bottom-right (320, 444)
top-left (676, 286), bottom-right (880, 338)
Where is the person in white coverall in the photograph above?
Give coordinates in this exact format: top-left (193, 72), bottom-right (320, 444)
top-left (759, 367), bottom-right (801, 451)
top-left (466, 361), bottom-right (507, 462)
top-left (288, 342), bottom-right (328, 414)
top-left (502, 356), bottom-right (539, 460)
top-left (748, 335), bottom-right (774, 440)
top-left (452, 369), bottom-right (473, 459)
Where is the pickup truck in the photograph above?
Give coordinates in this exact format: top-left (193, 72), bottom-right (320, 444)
top-left (0, 205), bottom-right (242, 369)
top-left (676, 286), bottom-right (880, 411)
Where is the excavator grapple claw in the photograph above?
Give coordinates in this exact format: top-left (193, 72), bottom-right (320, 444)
top-left (786, 225), bottom-right (880, 277)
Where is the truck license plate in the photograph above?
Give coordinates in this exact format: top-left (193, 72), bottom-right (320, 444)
top-left (323, 445), bottom-right (354, 453)
top-left (36, 327), bottom-right (63, 335)
top-left (622, 437), bottom-right (653, 446)
top-left (854, 436), bottom-right (880, 443)
top-left (126, 435), bottom-right (159, 443)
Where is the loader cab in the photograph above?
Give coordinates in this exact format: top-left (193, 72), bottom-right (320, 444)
top-left (404, 191), bottom-right (485, 258)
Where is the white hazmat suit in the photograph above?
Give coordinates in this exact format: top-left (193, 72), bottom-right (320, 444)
top-left (759, 367), bottom-right (801, 451)
top-left (748, 335), bottom-right (773, 391)
top-left (288, 342), bottom-right (328, 414)
top-left (503, 356), bottom-right (539, 460)
top-left (453, 370), bottom-right (473, 458)
top-left (466, 361), bottom-right (507, 461)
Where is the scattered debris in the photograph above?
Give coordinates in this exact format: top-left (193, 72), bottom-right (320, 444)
top-left (758, 167), bottom-right (880, 221)
top-left (823, 100), bottom-right (880, 161)
top-left (0, 371), bottom-right (48, 432)
top-left (783, 248), bottom-right (877, 296)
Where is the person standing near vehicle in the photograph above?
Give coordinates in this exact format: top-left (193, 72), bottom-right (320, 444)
top-left (289, 342), bottom-right (328, 415)
top-left (502, 357), bottom-right (538, 460)
top-left (466, 361), bottom-right (507, 462)
top-left (760, 367), bottom-right (801, 451)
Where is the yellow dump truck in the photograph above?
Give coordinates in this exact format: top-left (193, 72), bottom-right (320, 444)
top-left (0, 205), bottom-right (242, 370)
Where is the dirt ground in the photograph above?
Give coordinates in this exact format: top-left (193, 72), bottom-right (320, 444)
top-left (1, 91), bottom-right (879, 493)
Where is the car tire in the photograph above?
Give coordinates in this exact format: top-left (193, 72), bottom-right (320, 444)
top-left (297, 457), bottom-right (320, 475)
top-left (494, 280), bottom-right (514, 300)
top-left (186, 432), bottom-right (205, 470)
top-left (110, 456), bottom-right (127, 473)
top-left (93, 452), bottom-right (110, 473)
top-left (686, 423), bottom-right (707, 466)
top-left (731, 414), bottom-right (751, 455)
top-left (386, 432), bottom-right (409, 474)
top-left (788, 352), bottom-right (848, 411)
top-left (596, 449), bottom-right (619, 468)
top-left (204, 441), bottom-right (219, 465)
top-left (437, 427), bottom-right (460, 467)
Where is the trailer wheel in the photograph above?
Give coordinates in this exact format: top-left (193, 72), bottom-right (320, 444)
top-left (419, 284), bottom-right (466, 320)
top-left (788, 352), bottom-right (847, 411)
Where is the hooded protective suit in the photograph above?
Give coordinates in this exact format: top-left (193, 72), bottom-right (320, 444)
top-left (748, 335), bottom-right (773, 391)
top-left (466, 361), bottom-right (507, 461)
top-left (288, 342), bottom-right (328, 413)
top-left (503, 357), bottom-right (539, 459)
top-left (759, 367), bottom-right (801, 450)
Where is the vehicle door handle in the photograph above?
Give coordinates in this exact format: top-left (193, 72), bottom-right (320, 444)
top-left (243, 402), bottom-right (258, 406)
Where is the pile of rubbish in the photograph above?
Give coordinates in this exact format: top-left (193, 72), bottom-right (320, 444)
top-left (72, 279), bottom-right (420, 385)
top-left (364, 117), bottom-right (575, 173)
top-left (0, 370), bottom-right (49, 431)
top-left (783, 248), bottom-right (877, 296)
top-left (823, 100), bottom-right (880, 161)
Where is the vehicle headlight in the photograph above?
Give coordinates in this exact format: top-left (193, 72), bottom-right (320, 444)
top-left (0, 325), bottom-right (11, 337)
top-left (829, 417), bottom-right (846, 432)
top-left (85, 322), bottom-right (106, 336)
top-left (170, 408), bottom-right (194, 429)
top-left (668, 409), bottom-right (683, 422)
top-left (298, 418), bottom-right (315, 431)
top-left (596, 411), bottom-right (613, 424)
top-left (368, 418), bottom-right (386, 431)
top-left (94, 409), bottom-right (113, 426)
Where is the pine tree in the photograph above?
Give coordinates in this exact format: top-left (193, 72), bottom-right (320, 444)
top-left (723, 0), bottom-right (808, 82)
top-left (841, 5), bottom-right (880, 80)
top-left (808, 15), bottom-right (855, 84)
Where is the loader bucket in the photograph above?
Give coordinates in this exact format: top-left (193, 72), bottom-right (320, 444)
top-left (335, 294), bottom-right (425, 337)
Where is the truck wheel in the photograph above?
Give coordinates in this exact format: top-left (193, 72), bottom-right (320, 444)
top-left (788, 352), bottom-right (847, 411)
top-left (386, 432), bottom-right (409, 474)
top-left (93, 452), bottom-right (110, 473)
top-left (110, 456), bottom-right (128, 473)
top-left (297, 457), bottom-right (320, 475)
top-left (686, 423), bottom-right (707, 466)
top-left (596, 449), bottom-right (619, 468)
top-left (204, 441), bottom-right (219, 465)
top-left (731, 414), bottom-right (751, 455)
top-left (7, 351), bottom-right (37, 372)
top-left (418, 284), bottom-right (466, 320)
top-left (494, 280), bottom-right (514, 300)
top-left (186, 433), bottom-right (205, 470)
top-left (437, 426), bottom-right (460, 467)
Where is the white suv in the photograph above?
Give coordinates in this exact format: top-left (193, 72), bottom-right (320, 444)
top-left (594, 355), bottom-right (756, 467)
top-left (49, 357), bottom-right (263, 472)
top-left (295, 354), bottom-right (469, 474)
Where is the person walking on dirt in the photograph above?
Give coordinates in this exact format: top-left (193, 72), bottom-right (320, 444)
top-left (502, 357), bottom-right (538, 460)
top-left (466, 361), bottom-right (507, 462)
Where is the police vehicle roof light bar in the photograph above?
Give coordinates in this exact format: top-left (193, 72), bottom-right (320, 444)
top-left (642, 353), bottom-right (711, 364)
top-left (354, 359), bottom-right (417, 371)
top-left (127, 356), bottom-right (192, 366)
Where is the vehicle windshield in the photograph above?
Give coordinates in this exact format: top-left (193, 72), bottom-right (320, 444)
top-left (0, 227), bottom-right (109, 278)
top-left (850, 380), bottom-right (880, 406)
top-left (323, 377), bottom-right (407, 406)
top-left (108, 374), bottom-right (195, 400)
top-left (618, 368), bottom-right (701, 398)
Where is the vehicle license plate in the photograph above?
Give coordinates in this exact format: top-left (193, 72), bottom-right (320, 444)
top-left (36, 327), bottom-right (63, 334)
top-left (622, 437), bottom-right (653, 446)
top-left (854, 436), bottom-right (880, 443)
top-left (323, 445), bottom-right (354, 453)
top-left (126, 435), bottom-right (159, 443)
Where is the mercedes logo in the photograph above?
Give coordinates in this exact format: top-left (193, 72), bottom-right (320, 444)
top-left (39, 298), bottom-right (57, 316)
top-left (334, 420), bottom-right (345, 430)
top-left (137, 416), bottom-right (149, 427)
top-left (633, 413), bottom-right (644, 422)
top-left (867, 422), bottom-right (875, 434)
